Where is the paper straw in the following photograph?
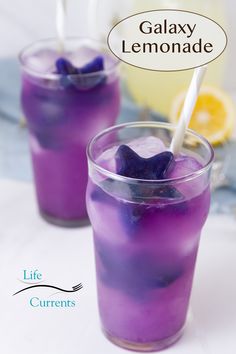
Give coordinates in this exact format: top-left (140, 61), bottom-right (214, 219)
top-left (88, 0), bottom-right (98, 38)
top-left (56, 0), bottom-right (67, 52)
top-left (170, 66), bottom-right (207, 155)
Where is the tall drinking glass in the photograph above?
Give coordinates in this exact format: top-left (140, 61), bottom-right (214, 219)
top-left (19, 38), bottom-right (120, 227)
top-left (87, 122), bottom-right (214, 351)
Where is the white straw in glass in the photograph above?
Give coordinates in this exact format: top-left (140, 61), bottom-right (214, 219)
top-left (170, 66), bottom-right (207, 155)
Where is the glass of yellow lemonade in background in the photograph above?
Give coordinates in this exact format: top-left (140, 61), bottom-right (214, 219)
top-left (123, 0), bottom-right (226, 117)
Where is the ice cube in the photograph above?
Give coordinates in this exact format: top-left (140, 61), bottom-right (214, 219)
top-left (25, 49), bottom-right (58, 74)
top-left (55, 58), bottom-right (78, 75)
top-left (116, 144), bottom-right (174, 180)
top-left (167, 155), bottom-right (206, 198)
top-left (55, 56), bottom-right (106, 89)
top-left (167, 155), bottom-right (202, 179)
top-left (128, 136), bottom-right (166, 158)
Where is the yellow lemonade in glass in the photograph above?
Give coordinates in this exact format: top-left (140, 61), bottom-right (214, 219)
top-left (124, 0), bottom-right (226, 116)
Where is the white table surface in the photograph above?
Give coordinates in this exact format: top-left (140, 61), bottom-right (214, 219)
top-left (0, 179), bottom-right (235, 354)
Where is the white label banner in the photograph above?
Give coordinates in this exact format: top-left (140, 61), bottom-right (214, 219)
top-left (107, 10), bottom-right (227, 71)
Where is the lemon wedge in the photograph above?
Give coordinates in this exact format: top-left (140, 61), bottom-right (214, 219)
top-left (170, 86), bottom-right (235, 145)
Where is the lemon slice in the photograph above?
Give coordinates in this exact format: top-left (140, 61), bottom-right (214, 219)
top-left (170, 86), bottom-right (235, 145)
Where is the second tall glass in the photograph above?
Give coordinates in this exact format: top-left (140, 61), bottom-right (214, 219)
top-left (20, 38), bottom-right (120, 227)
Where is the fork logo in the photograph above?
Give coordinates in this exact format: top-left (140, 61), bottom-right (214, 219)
top-left (13, 281), bottom-right (83, 308)
top-left (13, 283), bottom-right (83, 296)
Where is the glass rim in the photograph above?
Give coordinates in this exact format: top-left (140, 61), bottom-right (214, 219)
top-left (87, 121), bottom-right (215, 185)
top-left (19, 36), bottom-right (120, 80)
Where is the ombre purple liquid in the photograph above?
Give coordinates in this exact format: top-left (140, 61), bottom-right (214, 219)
top-left (20, 39), bottom-right (120, 226)
top-left (87, 132), bottom-right (212, 351)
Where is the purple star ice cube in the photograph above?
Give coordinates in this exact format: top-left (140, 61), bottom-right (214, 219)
top-left (55, 56), bottom-right (106, 89)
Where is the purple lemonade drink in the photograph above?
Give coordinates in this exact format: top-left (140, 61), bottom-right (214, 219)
top-left (20, 38), bottom-right (120, 227)
top-left (86, 122), bottom-right (214, 351)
